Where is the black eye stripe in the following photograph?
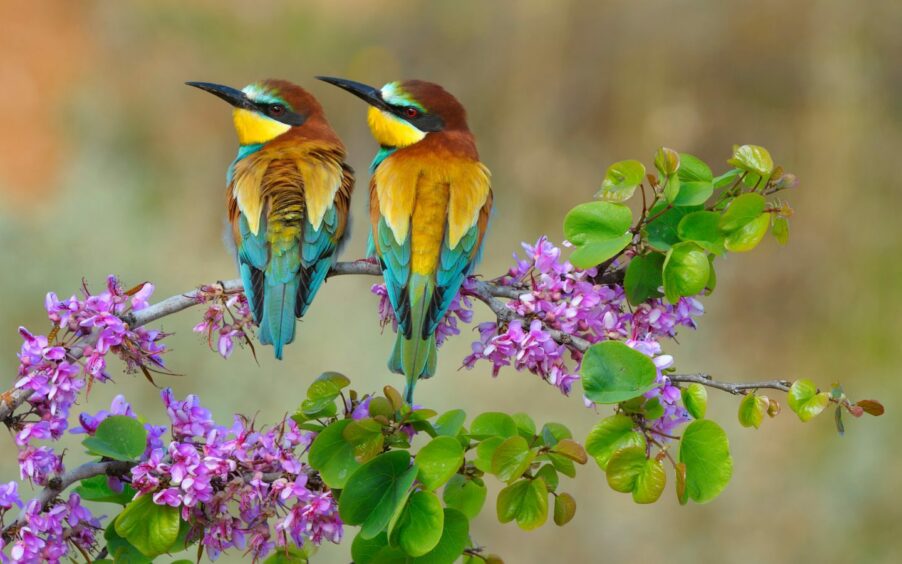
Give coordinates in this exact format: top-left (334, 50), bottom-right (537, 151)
top-left (389, 105), bottom-right (444, 132)
top-left (253, 101), bottom-right (306, 126)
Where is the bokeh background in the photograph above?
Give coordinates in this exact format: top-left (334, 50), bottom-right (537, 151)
top-left (1, 0), bottom-right (899, 562)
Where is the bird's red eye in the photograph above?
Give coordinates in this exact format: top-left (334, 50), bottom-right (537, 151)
top-left (404, 107), bottom-right (419, 118)
top-left (270, 104), bottom-right (285, 116)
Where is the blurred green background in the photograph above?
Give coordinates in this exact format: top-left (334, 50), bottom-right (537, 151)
top-left (1, 0), bottom-right (899, 562)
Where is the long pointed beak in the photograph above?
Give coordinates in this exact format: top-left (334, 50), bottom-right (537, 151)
top-left (186, 81), bottom-right (256, 110)
top-left (316, 76), bottom-right (390, 111)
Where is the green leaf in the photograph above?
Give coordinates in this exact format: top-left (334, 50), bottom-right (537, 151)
top-left (491, 436), bottom-right (537, 483)
top-left (351, 532), bottom-right (406, 564)
top-left (787, 379), bottom-right (830, 422)
top-left (724, 212), bottom-right (769, 252)
top-left (344, 418), bottom-right (386, 464)
top-left (713, 168), bottom-right (742, 189)
top-left (473, 436), bottom-right (504, 473)
top-left (645, 203), bottom-right (698, 251)
top-left (605, 447), bottom-right (666, 503)
top-left (596, 159), bottom-right (646, 202)
top-left (263, 546), bottom-right (316, 563)
top-left (663, 173), bottom-right (681, 204)
top-left (391, 491), bottom-right (444, 557)
top-left (772, 216), bottom-right (790, 245)
top-left (677, 211), bottom-right (725, 255)
top-left (308, 419), bottom-right (362, 488)
top-left (82, 416), bottom-right (147, 461)
top-left (496, 478), bottom-right (548, 531)
top-left (673, 154), bottom-right (714, 206)
top-left (416, 437), bottom-right (464, 490)
top-left (114, 495), bottom-right (180, 558)
top-left (433, 410), bottom-right (466, 437)
top-left (368, 396), bottom-right (395, 419)
top-left (534, 464), bottom-right (559, 492)
top-left (299, 371), bottom-right (350, 417)
top-left (564, 201), bottom-right (633, 268)
top-left (339, 451), bottom-right (417, 539)
top-left (581, 341), bottom-right (658, 404)
top-left (624, 253), bottom-right (665, 305)
top-left (75, 475), bottom-right (136, 506)
top-left (569, 233), bottom-right (632, 269)
top-left (728, 145), bottom-right (774, 177)
top-left (410, 508), bottom-right (469, 564)
top-left (679, 420), bottom-right (733, 503)
top-left (718, 193), bottom-right (765, 233)
top-left (105, 521), bottom-right (153, 563)
top-left (553, 492), bottom-right (577, 526)
top-left (738, 393), bottom-right (768, 429)
top-left (539, 422), bottom-right (572, 447)
top-left (681, 384), bottom-right (707, 419)
top-left (442, 474), bottom-right (487, 519)
top-left (469, 412), bottom-right (518, 439)
top-left (511, 412), bottom-right (537, 438)
top-left (550, 439), bottom-right (588, 464)
top-left (662, 242), bottom-right (710, 303)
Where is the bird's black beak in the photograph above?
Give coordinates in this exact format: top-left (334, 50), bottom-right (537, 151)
top-left (186, 82), bottom-right (256, 111)
top-left (316, 76), bottom-right (390, 111)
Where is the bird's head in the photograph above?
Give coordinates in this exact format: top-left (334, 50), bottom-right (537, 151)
top-left (187, 79), bottom-right (325, 146)
top-left (317, 77), bottom-right (469, 149)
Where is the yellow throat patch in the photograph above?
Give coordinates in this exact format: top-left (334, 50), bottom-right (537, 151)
top-left (367, 106), bottom-right (425, 148)
top-left (232, 108), bottom-right (291, 145)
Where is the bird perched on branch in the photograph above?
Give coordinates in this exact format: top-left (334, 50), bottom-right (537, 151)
top-left (187, 79), bottom-right (354, 359)
top-left (318, 77), bottom-right (492, 402)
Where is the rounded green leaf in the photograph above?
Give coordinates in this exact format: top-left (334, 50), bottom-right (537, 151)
top-left (104, 521), bottom-right (153, 563)
top-left (728, 145), bottom-right (774, 177)
top-left (673, 153), bottom-right (713, 206)
top-left (114, 495), bottom-right (180, 558)
top-left (411, 508), bottom-right (469, 564)
top-left (491, 436), bottom-right (536, 483)
top-left (605, 447), bottom-right (646, 493)
top-left (339, 451), bottom-right (418, 539)
top-left (568, 233), bottom-right (633, 269)
top-left (564, 201), bottom-right (633, 243)
top-left (534, 464), bottom-right (559, 492)
top-left (300, 372), bottom-right (350, 417)
top-left (724, 212), bottom-right (769, 252)
top-left (677, 211), bottom-right (725, 255)
top-left (469, 412), bottom-right (517, 439)
top-left (82, 415), bottom-right (148, 462)
top-left (496, 478), bottom-right (548, 531)
top-left (632, 458), bottom-right (666, 504)
top-left (564, 201), bottom-right (634, 268)
top-left (738, 393), bottom-right (768, 429)
top-left (596, 159), bottom-right (646, 202)
top-left (308, 419), bottom-right (361, 488)
top-left (581, 341), bottom-right (658, 404)
top-left (681, 384), bottom-right (708, 419)
top-left (473, 436), bottom-right (504, 473)
top-left (679, 420), bottom-right (733, 503)
top-left (392, 491), bottom-right (444, 557)
top-left (624, 253), bottom-right (665, 305)
top-left (645, 203), bottom-right (698, 251)
top-left (787, 379), bottom-right (830, 422)
top-left (553, 492), bottom-right (577, 526)
top-left (585, 415), bottom-right (646, 470)
top-left (75, 475), bottom-right (136, 506)
top-left (433, 410), bottom-right (466, 437)
top-left (540, 422), bottom-right (573, 446)
top-left (442, 474), bottom-right (487, 519)
top-left (416, 437), bottom-right (464, 490)
top-left (663, 242), bottom-right (710, 303)
top-left (718, 193), bottom-right (766, 232)
top-left (351, 532), bottom-right (406, 564)
top-left (511, 412), bottom-right (537, 438)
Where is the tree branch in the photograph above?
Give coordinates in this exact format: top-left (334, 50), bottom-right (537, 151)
top-left (1, 261), bottom-right (787, 426)
top-left (668, 373), bottom-right (792, 395)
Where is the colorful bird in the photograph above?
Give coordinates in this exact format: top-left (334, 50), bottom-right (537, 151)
top-left (187, 79), bottom-right (354, 359)
top-left (318, 77), bottom-right (492, 402)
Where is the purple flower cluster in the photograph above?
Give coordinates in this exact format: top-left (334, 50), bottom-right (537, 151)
top-left (371, 278), bottom-right (476, 347)
top-left (193, 286), bottom-right (255, 359)
top-left (2, 494), bottom-right (101, 563)
top-left (13, 277), bottom-right (166, 487)
top-left (129, 389), bottom-right (341, 560)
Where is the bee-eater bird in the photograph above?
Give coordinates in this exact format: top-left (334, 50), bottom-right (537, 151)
top-left (318, 77), bottom-right (492, 403)
top-left (187, 79), bottom-right (354, 359)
